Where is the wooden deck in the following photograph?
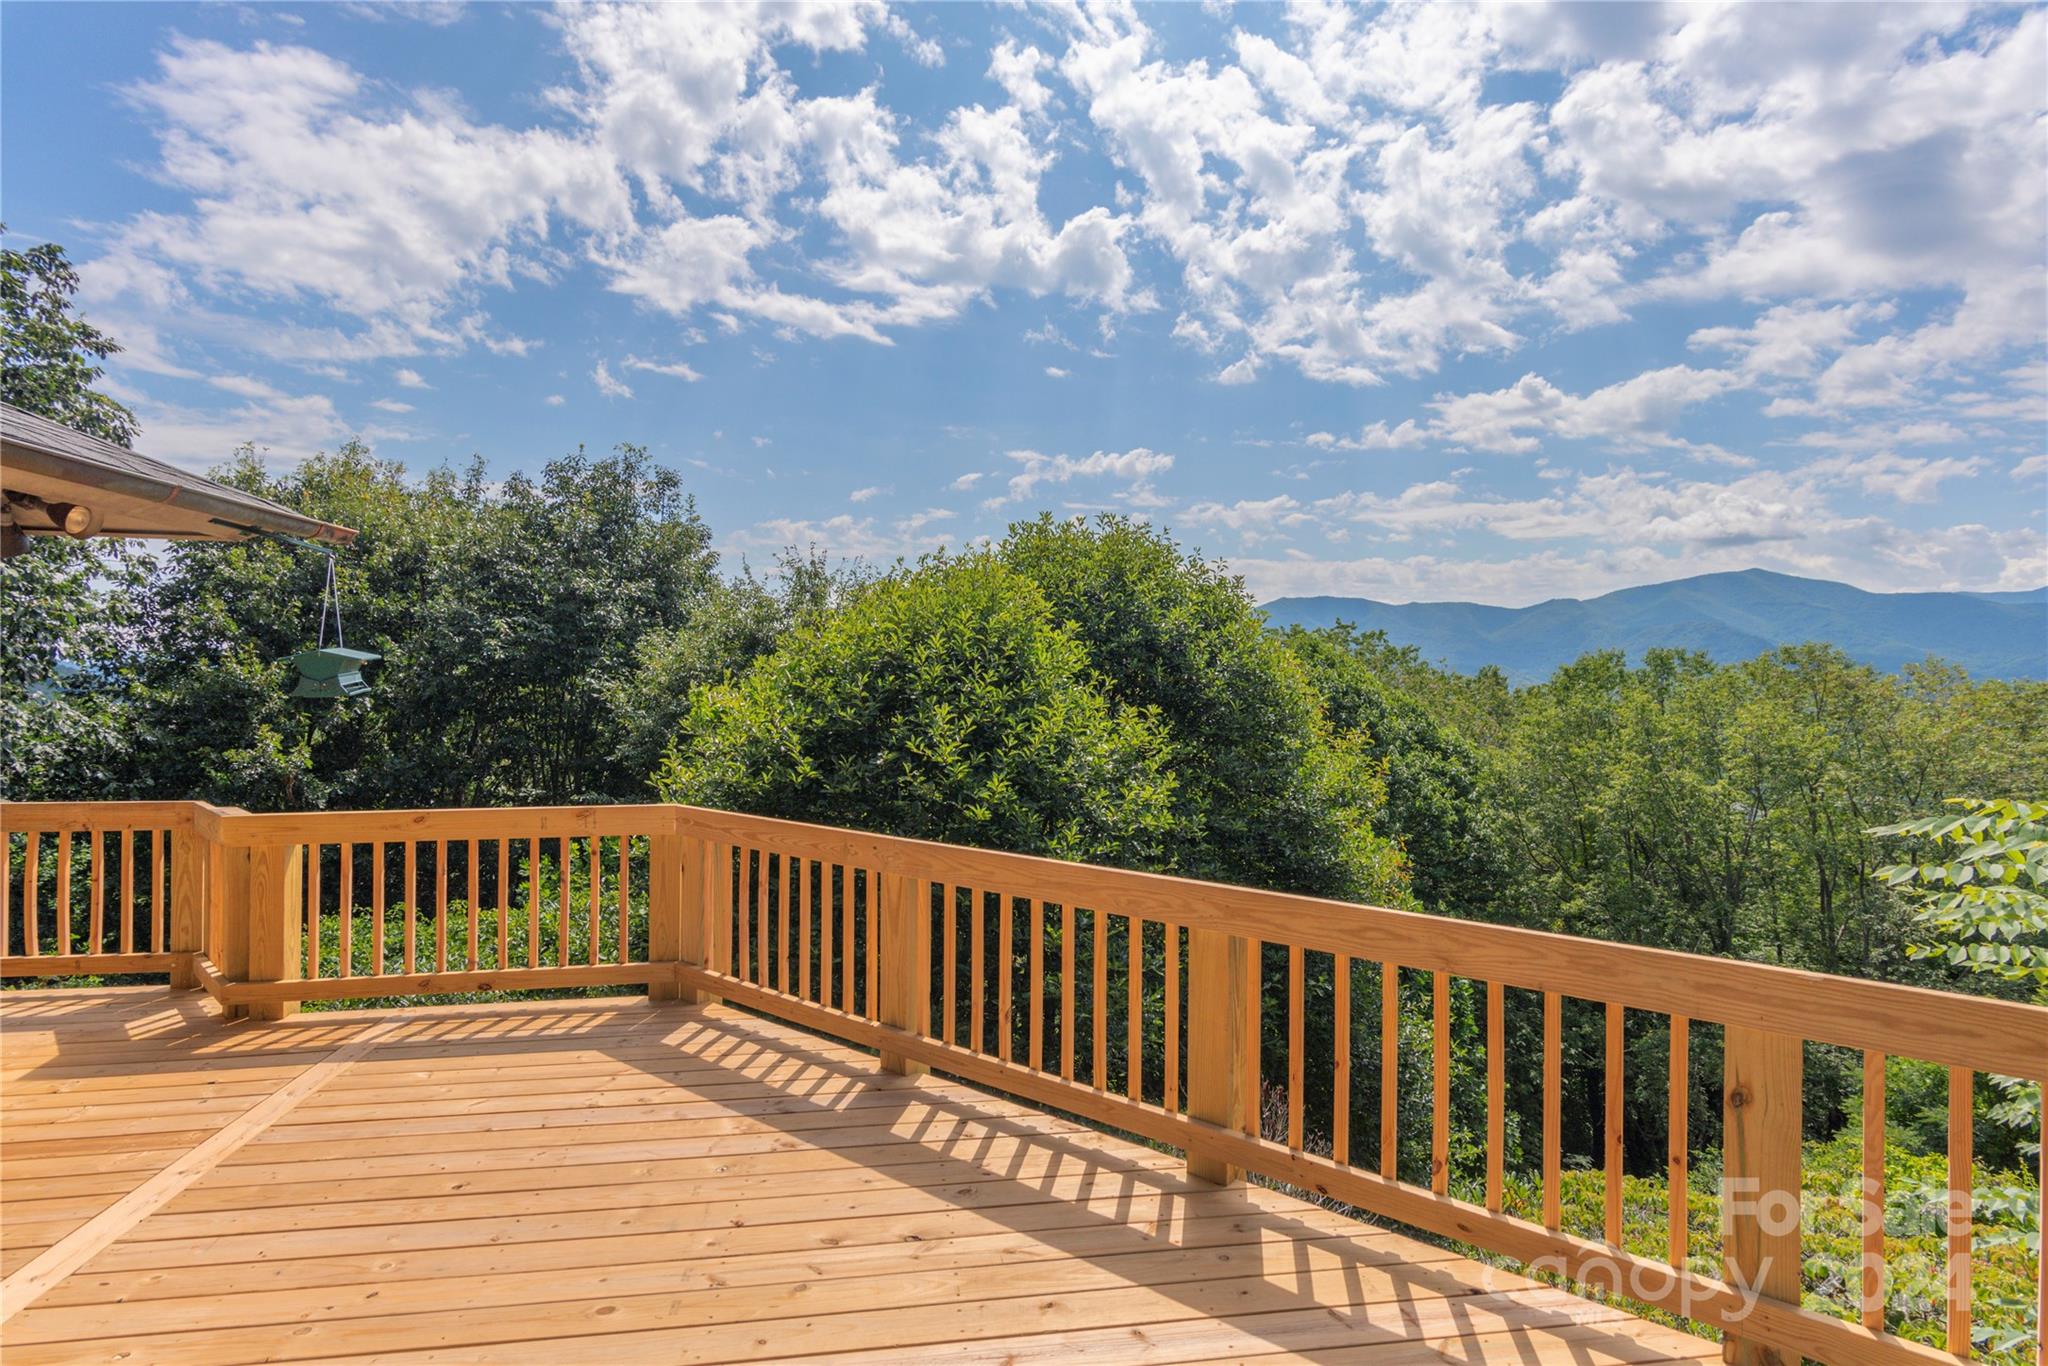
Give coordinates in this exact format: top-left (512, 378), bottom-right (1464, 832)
top-left (0, 988), bottom-right (1715, 1364)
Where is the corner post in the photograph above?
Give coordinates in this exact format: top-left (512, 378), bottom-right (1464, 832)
top-left (1185, 927), bottom-right (1255, 1185)
top-left (674, 835), bottom-right (716, 1004)
top-left (646, 828), bottom-right (683, 1003)
top-left (1722, 1024), bottom-right (1803, 1366)
top-left (877, 871), bottom-right (929, 1077)
top-left (168, 822), bottom-right (207, 990)
top-left (245, 843), bottom-right (303, 1021)
top-left (210, 839), bottom-right (253, 1019)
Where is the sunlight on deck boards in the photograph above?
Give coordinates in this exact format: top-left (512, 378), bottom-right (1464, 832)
top-left (0, 987), bottom-right (1715, 1364)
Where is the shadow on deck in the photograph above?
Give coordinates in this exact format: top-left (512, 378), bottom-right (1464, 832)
top-left (0, 986), bottom-right (1716, 1364)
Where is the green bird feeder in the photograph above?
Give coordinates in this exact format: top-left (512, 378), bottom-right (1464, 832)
top-left (291, 646), bottom-right (379, 699)
top-left (291, 550), bottom-right (377, 700)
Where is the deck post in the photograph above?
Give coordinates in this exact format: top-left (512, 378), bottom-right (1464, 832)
top-left (245, 843), bottom-right (304, 1022)
top-left (1185, 927), bottom-right (1255, 1184)
top-left (1722, 1024), bottom-right (1803, 1366)
top-left (646, 829), bottom-right (683, 1003)
top-left (878, 871), bottom-right (930, 1077)
top-left (674, 835), bottom-right (716, 1004)
top-left (210, 840), bottom-right (253, 1019)
top-left (167, 825), bottom-right (206, 990)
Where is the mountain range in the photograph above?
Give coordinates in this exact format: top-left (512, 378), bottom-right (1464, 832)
top-left (1261, 569), bottom-right (2048, 684)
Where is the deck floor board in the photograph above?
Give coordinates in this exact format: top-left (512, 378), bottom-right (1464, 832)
top-left (0, 987), bottom-right (1711, 1364)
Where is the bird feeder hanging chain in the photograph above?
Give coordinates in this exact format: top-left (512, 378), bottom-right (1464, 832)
top-left (316, 551), bottom-right (346, 650)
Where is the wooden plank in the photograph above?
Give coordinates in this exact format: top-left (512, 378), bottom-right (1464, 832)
top-left (1543, 989), bottom-right (1561, 1230)
top-left (0, 1013), bottom-right (408, 1325)
top-left (340, 841), bottom-right (356, 977)
top-left (155, 829), bottom-right (169, 951)
top-left (1487, 980), bottom-right (1504, 1213)
top-left (973, 889), bottom-right (987, 1053)
top-left (1606, 1000), bottom-right (1624, 1245)
top-left (221, 963), bottom-right (667, 1004)
top-left (526, 831), bottom-right (540, 970)
top-left (752, 849), bottom-right (767, 987)
top-left (876, 873), bottom-right (928, 1077)
top-left (1861, 1048), bottom-right (1884, 1332)
top-left (781, 855), bottom-right (795, 996)
top-left (1433, 970), bottom-right (1451, 1195)
top-left (617, 836), bottom-right (631, 968)
top-left (1669, 1016), bottom-right (1689, 1269)
top-left (1947, 1066), bottom-right (1972, 1358)
top-left (1722, 1025), bottom-right (1803, 1366)
top-left (557, 836), bottom-right (571, 969)
top-left (1381, 961), bottom-right (1399, 1180)
top-left (839, 865), bottom-right (853, 1011)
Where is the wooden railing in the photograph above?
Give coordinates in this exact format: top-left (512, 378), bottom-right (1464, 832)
top-left (4, 798), bottom-right (2044, 1366)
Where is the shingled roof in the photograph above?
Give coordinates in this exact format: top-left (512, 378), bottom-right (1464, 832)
top-left (1, 402), bottom-right (355, 546)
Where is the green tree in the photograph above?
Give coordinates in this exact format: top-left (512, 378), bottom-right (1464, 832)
top-left (0, 227), bottom-right (148, 799)
top-left (999, 514), bottom-right (1404, 904)
top-left (1, 228), bottom-right (138, 445)
top-left (654, 554), bottom-right (1180, 864)
top-left (126, 443), bottom-right (717, 810)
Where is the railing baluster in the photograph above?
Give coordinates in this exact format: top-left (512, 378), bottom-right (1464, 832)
top-left (972, 888), bottom-right (986, 1054)
top-left (152, 829), bottom-right (167, 951)
top-left (839, 865), bottom-right (853, 1010)
top-left (1542, 989), bottom-right (1561, 1230)
top-left (1165, 923), bottom-right (1181, 1114)
top-left (436, 839), bottom-right (450, 973)
top-left (1092, 906), bottom-right (1107, 1090)
top-left (89, 827), bottom-right (104, 953)
top-left (617, 837), bottom-right (631, 967)
top-left (751, 849), bottom-right (766, 985)
top-left (1670, 1015), bottom-right (1689, 1268)
top-left (1030, 900), bottom-right (1046, 1072)
top-left (1288, 942), bottom-right (1305, 1150)
top-left (1000, 894), bottom-right (1015, 1063)
top-left (399, 841), bottom-right (414, 975)
top-left (865, 868), bottom-right (880, 1019)
top-left (526, 832), bottom-right (540, 970)
top-left (1333, 953), bottom-right (1349, 1162)
top-left (805, 855), bottom-right (819, 1003)
top-left (56, 831), bottom-right (73, 957)
top-left (1380, 961), bottom-right (1399, 1179)
top-left (942, 884), bottom-right (958, 1045)
top-left (1433, 971), bottom-right (1451, 1195)
top-left (1127, 916), bottom-right (1144, 1102)
top-left (372, 840), bottom-right (387, 974)
top-left (555, 837), bottom-right (569, 969)
top-left (495, 837), bottom-right (509, 971)
top-left (1486, 980), bottom-right (1503, 1211)
top-left (1061, 903), bottom-right (1075, 1082)
top-left (305, 844), bottom-right (322, 980)
top-left (585, 837), bottom-right (600, 968)
top-left (465, 842), bottom-right (479, 971)
top-left (341, 842), bottom-right (356, 977)
top-left (1605, 1000), bottom-right (1624, 1244)
top-left (119, 829), bottom-right (134, 955)
top-left (1947, 1066), bottom-right (1973, 1358)
top-left (21, 832), bottom-right (39, 957)
top-left (1861, 1047), bottom-right (1884, 1331)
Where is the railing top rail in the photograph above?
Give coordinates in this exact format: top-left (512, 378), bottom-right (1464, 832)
top-left (0, 800), bottom-right (198, 833)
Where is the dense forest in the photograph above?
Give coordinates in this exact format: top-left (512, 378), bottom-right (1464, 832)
top-left (4, 235), bottom-right (2043, 1356)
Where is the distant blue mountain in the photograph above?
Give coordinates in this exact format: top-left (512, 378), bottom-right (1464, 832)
top-left (1261, 569), bottom-right (2048, 684)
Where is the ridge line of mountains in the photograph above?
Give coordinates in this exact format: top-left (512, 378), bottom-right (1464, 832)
top-left (1260, 568), bottom-right (2048, 684)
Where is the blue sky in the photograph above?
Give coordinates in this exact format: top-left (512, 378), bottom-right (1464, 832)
top-left (4, 1), bottom-right (2043, 605)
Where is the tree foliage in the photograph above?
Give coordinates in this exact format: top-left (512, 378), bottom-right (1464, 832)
top-left (654, 554), bottom-right (1181, 865)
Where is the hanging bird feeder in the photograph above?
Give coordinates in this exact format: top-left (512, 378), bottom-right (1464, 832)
top-left (292, 551), bottom-right (379, 699)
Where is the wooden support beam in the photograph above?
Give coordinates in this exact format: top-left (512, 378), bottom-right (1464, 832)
top-left (877, 872), bottom-right (929, 1077)
top-left (1185, 926), bottom-right (1253, 1185)
top-left (645, 829), bottom-right (683, 1003)
top-left (245, 843), bottom-right (303, 1022)
top-left (1722, 1024), bottom-right (1803, 1366)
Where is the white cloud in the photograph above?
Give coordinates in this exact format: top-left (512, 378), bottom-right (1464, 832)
top-left (949, 471), bottom-right (986, 491)
top-left (368, 397), bottom-right (413, 414)
top-left (1044, 366), bottom-right (1069, 379)
top-left (623, 354), bottom-right (703, 382)
top-left (592, 359), bottom-right (633, 399)
top-left (988, 446), bottom-right (1174, 508)
top-left (544, 394), bottom-right (565, 406)
top-left (849, 485), bottom-right (883, 503)
top-left (394, 368), bottom-right (429, 389)
top-left (1306, 419), bottom-right (1422, 452)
